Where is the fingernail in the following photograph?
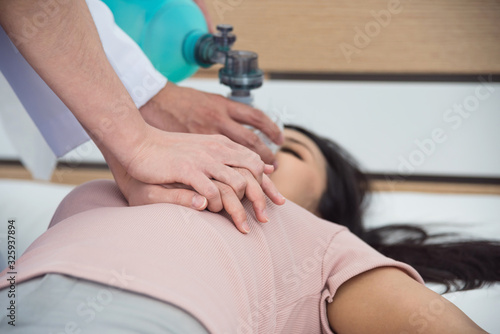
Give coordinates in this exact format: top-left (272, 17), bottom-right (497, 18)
top-left (262, 209), bottom-right (269, 223)
top-left (264, 164), bottom-right (274, 174)
top-left (278, 192), bottom-right (286, 202)
top-left (192, 194), bottom-right (207, 210)
top-left (242, 221), bottom-right (250, 234)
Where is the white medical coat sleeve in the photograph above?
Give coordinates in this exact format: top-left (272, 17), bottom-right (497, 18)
top-left (0, 0), bottom-right (166, 168)
top-left (87, 0), bottom-right (168, 108)
top-left (0, 26), bottom-right (89, 159)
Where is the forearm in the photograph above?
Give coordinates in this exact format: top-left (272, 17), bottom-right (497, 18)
top-left (0, 0), bottom-right (146, 167)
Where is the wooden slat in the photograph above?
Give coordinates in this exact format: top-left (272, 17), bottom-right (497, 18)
top-left (0, 164), bottom-right (113, 185)
top-left (370, 179), bottom-right (500, 195)
top-left (2, 163), bottom-right (500, 194)
top-left (199, 0), bottom-right (500, 75)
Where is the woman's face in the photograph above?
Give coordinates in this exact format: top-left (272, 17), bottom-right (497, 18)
top-left (269, 128), bottom-right (328, 215)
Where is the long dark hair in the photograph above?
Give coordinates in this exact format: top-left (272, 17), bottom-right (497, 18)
top-left (286, 125), bottom-right (500, 292)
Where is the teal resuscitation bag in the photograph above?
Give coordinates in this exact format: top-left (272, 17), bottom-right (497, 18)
top-left (101, 0), bottom-right (209, 82)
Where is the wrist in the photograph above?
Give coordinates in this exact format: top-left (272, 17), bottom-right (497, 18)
top-left (139, 81), bottom-right (178, 130)
top-left (139, 93), bottom-right (160, 126)
top-left (110, 117), bottom-right (150, 170)
top-left (86, 101), bottom-right (149, 170)
top-left (93, 137), bottom-right (133, 199)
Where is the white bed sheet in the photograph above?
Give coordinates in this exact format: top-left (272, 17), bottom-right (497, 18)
top-left (0, 179), bottom-right (499, 332)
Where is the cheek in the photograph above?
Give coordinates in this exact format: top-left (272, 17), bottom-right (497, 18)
top-left (269, 155), bottom-right (297, 198)
top-left (269, 154), bottom-right (320, 208)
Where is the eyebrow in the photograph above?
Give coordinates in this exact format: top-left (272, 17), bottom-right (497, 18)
top-left (285, 137), bottom-right (314, 156)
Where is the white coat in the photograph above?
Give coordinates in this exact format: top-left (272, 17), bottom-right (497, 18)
top-left (0, 0), bottom-right (167, 178)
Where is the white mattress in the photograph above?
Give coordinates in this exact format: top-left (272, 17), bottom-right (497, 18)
top-left (0, 179), bottom-right (499, 332)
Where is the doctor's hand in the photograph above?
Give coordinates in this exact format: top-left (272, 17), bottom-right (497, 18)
top-left (139, 82), bottom-right (284, 166)
top-left (109, 167), bottom-right (283, 234)
top-left (101, 132), bottom-right (285, 234)
top-left (100, 125), bottom-right (286, 227)
top-left (0, 0), bottom-right (284, 233)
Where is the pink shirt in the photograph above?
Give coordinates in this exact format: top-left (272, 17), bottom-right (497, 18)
top-left (0, 180), bottom-right (423, 333)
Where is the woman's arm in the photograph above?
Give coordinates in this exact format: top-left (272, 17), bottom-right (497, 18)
top-left (327, 267), bottom-right (486, 334)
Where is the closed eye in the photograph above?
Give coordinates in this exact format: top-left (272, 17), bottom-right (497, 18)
top-left (280, 147), bottom-right (303, 160)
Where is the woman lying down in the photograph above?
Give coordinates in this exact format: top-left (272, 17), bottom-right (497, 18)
top-left (1, 126), bottom-right (499, 334)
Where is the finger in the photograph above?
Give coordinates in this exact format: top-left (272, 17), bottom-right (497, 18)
top-left (187, 172), bottom-right (224, 212)
top-left (264, 164), bottom-right (274, 174)
top-left (261, 174), bottom-right (286, 206)
top-left (208, 133), bottom-right (266, 185)
top-left (220, 120), bottom-right (276, 164)
top-left (213, 180), bottom-right (250, 234)
top-left (235, 168), bottom-right (269, 223)
top-left (153, 187), bottom-right (208, 210)
top-left (227, 102), bottom-right (284, 145)
top-left (222, 145), bottom-right (265, 185)
top-left (207, 164), bottom-right (248, 200)
top-left (161, 184), bottom-right (208, 210)
top-left (127, 184), bottom-right (208, 210)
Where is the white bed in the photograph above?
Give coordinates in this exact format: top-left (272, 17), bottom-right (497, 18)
top-left (0, 179), bottom-right (499, 332)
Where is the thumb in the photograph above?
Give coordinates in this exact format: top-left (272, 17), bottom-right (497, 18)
top-left (149, 186), bottom-right (208, 210)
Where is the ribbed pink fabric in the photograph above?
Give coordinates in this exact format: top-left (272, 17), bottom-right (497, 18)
top-left (0, 180), bottom-right (423, 333)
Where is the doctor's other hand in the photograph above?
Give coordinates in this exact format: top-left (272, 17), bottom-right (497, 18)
top-left (139, 82), bottom-right (284, 165)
